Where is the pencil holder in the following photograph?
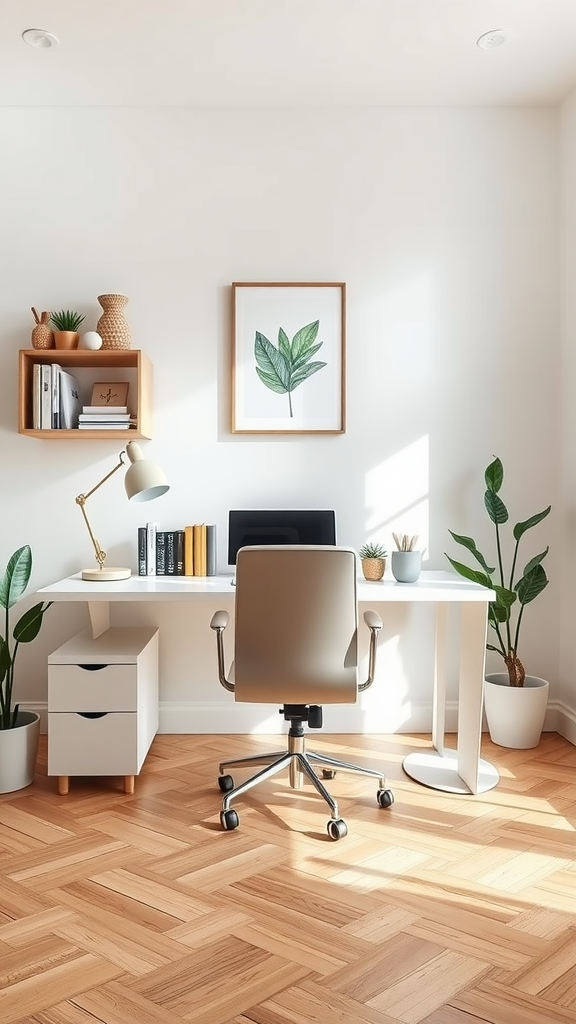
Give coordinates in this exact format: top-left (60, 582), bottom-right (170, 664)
top-left (391, 550), bottom-right (422, 583)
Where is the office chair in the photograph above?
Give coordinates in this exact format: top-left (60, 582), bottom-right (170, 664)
top-left (210, 545), bottom-right (394, 840)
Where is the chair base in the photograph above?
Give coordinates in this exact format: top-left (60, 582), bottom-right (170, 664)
top-left (218, 731), bottom-right (390, 824)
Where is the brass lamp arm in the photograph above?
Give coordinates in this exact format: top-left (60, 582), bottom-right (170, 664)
top-left (75, 452), bottom-right (127, 571)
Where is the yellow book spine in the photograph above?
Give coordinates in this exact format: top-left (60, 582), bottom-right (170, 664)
top-left (193, 524), bottom-right (207, 576)
top-left (184, 525), bottom-right (194, 576)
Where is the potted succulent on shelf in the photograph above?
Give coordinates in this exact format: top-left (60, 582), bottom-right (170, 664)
top-left (359, 541), bottom-right (388, 581)
top-left (50, 309), bottom-right (85, 350)
top-left (446, 456), bottom-right (551, 748)
top-left (0, 545), bottom-right (52, 792)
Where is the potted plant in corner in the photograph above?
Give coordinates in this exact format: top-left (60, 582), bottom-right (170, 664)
top-left (446, 456), bottom-right (551, 748)
top-left (0, 545), bottom-right (52, 792)
top-left (359, 541), bottom-right (388, 581)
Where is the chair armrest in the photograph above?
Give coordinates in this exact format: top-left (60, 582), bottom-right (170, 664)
top-left (363, 610), bottom-right (382, 632)
top-left (210, 610), bottom-right (230, 631)
top-left (210, 610), bottom-right (234, 692)
top-left (359, 608), bottom-right (383, 692)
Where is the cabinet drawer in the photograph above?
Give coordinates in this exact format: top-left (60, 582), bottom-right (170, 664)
top-left (48, 664), bottom-right (137, 712)
top-left (48, 712), bottom-right (139, 776)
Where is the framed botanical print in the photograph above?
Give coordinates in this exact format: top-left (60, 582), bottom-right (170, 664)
top-left (232, 282), bottom-right (346, 434)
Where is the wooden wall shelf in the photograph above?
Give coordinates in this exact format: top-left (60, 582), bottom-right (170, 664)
top-left (18, 349), bottom-right (153, 439)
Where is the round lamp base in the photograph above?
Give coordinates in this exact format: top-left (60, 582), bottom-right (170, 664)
top-left (81, 567), bottom-right (131, 582)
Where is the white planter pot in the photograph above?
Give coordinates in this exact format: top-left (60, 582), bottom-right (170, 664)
top-left (484, 673), bottom-right (549, 749)
top-left (0, 710), bottom-right (41, 793)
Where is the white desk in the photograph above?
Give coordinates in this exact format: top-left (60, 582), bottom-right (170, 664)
top-left (38, 570), bottom-right (498, 796)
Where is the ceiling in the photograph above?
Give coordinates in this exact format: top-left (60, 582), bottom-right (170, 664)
top-left (2, 0), bottom-right (576, 108)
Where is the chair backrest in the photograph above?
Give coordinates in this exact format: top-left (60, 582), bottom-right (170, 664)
top-left (233, 545), bottom-right (359, 705)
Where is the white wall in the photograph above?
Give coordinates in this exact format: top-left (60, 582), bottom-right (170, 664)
top-left (559, 90), bottom-right (576, 744)
top-left (0, 106), bottom-right (563, 734)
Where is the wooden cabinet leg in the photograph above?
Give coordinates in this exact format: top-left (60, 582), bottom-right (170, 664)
top-left (124, 775), bottom-right (135, 795)
top-left (57, 776), bottom-right (69, 795)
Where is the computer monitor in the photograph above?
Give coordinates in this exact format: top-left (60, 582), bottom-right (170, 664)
top-left (228, 509), bottom-right (337, 565)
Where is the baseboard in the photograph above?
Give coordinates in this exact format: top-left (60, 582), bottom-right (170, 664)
top-left (24, 700), bottom-right (576, 745)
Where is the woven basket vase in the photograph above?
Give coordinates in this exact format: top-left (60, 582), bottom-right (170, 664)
top-left (96, 294), bottom-right (132, 350)
top-left (31, 323), bottom-right (54, 349)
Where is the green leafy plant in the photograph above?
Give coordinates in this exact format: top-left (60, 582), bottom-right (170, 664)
top-left (0, 546), bottom-right (52, 729)
top-left (359, 542), bottom-right (388, 560)
top-left (50, 309), bottom-right (85, 332)
top-left (254, 319), bottom-right (326, 417)
top-left (446, 456), bottom-right (551, 687)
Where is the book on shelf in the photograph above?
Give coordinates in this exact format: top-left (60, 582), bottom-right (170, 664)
top-left (82, 405), bottom-right (128, 415)
top-left (32, 363), bottom-right (41, 429)
top-left (78, 421), bottom-right (134, 430)
top-left (156, 531), bottom-right (167, 574)
top-left (146, 521), bottom-right (157, 576)
top-left (193, 524), bottom-right (207, 576)
top-left (206, 524), bottom-right (217, 576)
top-left (59, 369), bottom-right (82, 429)
top-left (78, 412), bottom-right (131, 422)
top-left (184, 525), bottom-right (194, 576)
top-left (137, 526), bottom-right (147, 576)
top-left (40, 365), bottom-right (52, 429)
top-left (51, 364), bottom-right (60, 428)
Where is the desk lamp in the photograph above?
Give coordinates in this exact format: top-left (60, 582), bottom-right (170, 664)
top-left (76, 441), bottom-right (169, 581)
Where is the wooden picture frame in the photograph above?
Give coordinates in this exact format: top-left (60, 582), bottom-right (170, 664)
top-left (232, 282), bottom-right (346, 434)
top-left (89, 382), bottom-right (129, 407)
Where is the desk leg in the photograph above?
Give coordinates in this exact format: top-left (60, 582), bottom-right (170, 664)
top-left (403, 600), bottom-right (499, 795)
top-left (87, 602), bottom-right (110, 639)
top-left (457, 602), bottom-right (499, 794)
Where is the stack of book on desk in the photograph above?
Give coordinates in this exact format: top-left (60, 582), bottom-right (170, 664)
top-left (78, 405), bottom-right (135, 430)
top-left (138, 522), bottom-right (217, 576)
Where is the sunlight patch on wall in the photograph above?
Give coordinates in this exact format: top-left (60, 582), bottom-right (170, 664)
top-left (365, 435), bottom-right (429, 557)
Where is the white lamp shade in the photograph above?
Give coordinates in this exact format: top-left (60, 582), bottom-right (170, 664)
top-left (124, 441), bottom-right (170, 502)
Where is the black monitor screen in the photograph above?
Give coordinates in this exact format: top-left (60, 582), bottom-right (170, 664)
top-left (228, 509), bottom-right (336, 565)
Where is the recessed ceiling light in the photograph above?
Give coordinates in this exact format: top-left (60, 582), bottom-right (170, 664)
top-left (477, 29), bottom-right (507, 50)
top-left (21, 28), bottom-right (60, 49)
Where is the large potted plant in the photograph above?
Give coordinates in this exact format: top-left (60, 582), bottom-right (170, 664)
top-left (446, 456), bottom-right (551, 748)
top-left (0, 545), bottom-right (52, 792)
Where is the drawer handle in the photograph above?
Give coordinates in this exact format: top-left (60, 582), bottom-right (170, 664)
top-left (78, 664), bottom-right (108, 672)
top-left (77, 712), bottom-right (108, 719)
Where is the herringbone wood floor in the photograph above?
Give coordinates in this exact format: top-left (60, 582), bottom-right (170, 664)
top-left (1, 731), bottom-right (575, 1024)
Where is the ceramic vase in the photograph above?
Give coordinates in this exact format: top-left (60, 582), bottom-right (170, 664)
top-left (97, 294), bottom-right (132, 350)
top-left (484, 673), bottom-right (549, 748)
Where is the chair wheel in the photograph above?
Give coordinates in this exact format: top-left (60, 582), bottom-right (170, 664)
top-left (377, 788), bottom-right (394, 808)
top-left (218, 774), bottom-right (234, 792)
top-left (327, 818), bottom-right (348, 840)
top-left (220, 809), bottom-right (239, 830)
top-left (322, 769), bottom-right (336, 779)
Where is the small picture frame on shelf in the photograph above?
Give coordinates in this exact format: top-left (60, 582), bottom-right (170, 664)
top-left (90, 382), bottom-right (129, 407)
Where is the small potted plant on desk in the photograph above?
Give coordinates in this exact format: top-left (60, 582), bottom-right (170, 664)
top-left (359, 542), bottom-right (387, 581)
top-left (0, 546), bottom-right (52, 792)
top-left (50, 309), bottom-right (85, 350)
top-left (446, 456), bottom-right (551, 748)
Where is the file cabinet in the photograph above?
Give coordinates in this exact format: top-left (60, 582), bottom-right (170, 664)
top-left (48, 626), bottom-right (159, 794)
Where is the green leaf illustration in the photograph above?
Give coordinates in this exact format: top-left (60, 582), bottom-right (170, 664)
top-left (254, 319), bottom-right (327, 417)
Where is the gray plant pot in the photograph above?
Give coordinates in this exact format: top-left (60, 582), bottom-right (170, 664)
top-left (391, 550), bottom-right (422, 583)
top-left (0, 710), bottom-right (41, 793)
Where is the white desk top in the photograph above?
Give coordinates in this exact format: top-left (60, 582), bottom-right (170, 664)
top-left (38, 570), bottom-right (495, 603)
